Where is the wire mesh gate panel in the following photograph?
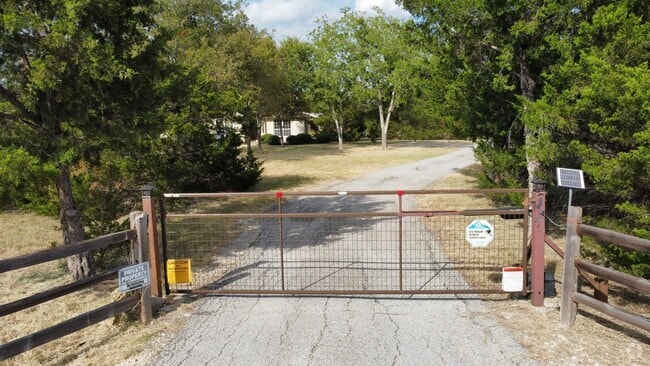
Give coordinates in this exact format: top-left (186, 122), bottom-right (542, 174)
top-left (160, 190), bottom-right (528, 295)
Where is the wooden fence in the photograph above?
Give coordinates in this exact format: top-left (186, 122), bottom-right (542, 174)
top-left (0, 212), bottom-right (152, 361)
top-left (561, 206), bottom-right (650, 331)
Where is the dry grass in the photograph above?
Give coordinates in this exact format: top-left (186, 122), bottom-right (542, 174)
top-left (0, 213), bottom-right (192, 366)
top-left (418, 165), bottom-right (650, 365)
top-left (253, 140), bottom-right (457, 191)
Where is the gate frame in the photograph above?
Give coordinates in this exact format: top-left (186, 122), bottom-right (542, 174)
top-left (143, 187), bottom-right (548, 306)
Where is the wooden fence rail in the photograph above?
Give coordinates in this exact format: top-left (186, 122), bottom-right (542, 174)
top-left (561, 206), bottom-right (650, 332)
top-left (0, 212), bottom-right (152, 361)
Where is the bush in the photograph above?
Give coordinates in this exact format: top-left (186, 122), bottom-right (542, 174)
top-left (285, 135), bottom-right (300, 145)
top-left (286, 134), bottom-right (313, 145)
top-left (261, 134), bottom-right (281, 145)
top-left (296, 133), bottom-right (313, 144)
top-left (314, 133), bottom-right (333, 144)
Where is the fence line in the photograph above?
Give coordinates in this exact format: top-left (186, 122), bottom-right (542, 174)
top-left (0, 212), bottom-right (152, 361)
top-left (560, 206), bottom-right (650, 332)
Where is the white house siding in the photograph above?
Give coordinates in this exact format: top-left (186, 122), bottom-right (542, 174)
top-left (261, 118), bottom-right (311, 142)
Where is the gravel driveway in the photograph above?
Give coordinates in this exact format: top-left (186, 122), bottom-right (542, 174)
top-left (146, 145), bottom-right (538, 365)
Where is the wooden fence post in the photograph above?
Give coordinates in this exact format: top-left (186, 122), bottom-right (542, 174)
top-left (140, 185), bottom-right (163, 298)
top-left (130, 212), bottom-right (153, 324)
top-left (530, 179), bottom-right (547, 306)
top-left (561, 206), bottom-right (582, 326)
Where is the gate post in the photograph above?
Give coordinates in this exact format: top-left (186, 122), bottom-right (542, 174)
top-left (131, 211), bottom-right (153, 324)
top-left (141, 185), bottom-right (163, 298)
top-left (561, 206), bottom-right (582, 325)
top-left (530, 179), bottom-right (547, 306)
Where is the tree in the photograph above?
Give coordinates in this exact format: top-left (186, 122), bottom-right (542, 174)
top-left (0, 0), bottom-right (166, 280)
top-left (523, 3), bottom-right (649, 276)
top-left (311, 9), bottom-right (420, 150)
top-left (401, 0), bottom-right (649, 276)
top-left (400, 0), bottom-right (583, 189)
top-left (277, 37), bottom-right (315, 145)
top-left (346, 10), bottom-right (422, 150)
top-left (159, 0), bottom-right (285, 154)
top-left (310, 12), bottom-right (357, 150)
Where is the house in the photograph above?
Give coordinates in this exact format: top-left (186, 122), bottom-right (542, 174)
top-left (259, 113), bottom-right (319, 141)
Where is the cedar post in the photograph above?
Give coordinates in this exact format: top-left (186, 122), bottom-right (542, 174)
top-left (561, 206), bottom-right (582, 325)
top-left (130, 212), bottom-right (153, 324)
top-left (141, 186), bottom-right (162, 297)
top-left (530, 179), bottom-right (547, 306)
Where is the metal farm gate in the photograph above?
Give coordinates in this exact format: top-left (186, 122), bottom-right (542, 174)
top-left (157, 189), bottom-right (531, 296)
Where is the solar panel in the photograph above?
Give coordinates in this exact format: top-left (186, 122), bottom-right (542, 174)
top-left (556, 168), bottom-right (585, 189)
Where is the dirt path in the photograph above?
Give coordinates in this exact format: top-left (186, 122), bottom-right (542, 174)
top-left (132, 145), bottom-right (539, 365)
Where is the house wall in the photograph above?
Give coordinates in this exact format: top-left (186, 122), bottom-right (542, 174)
top-left (261, 119), bottom-right (310, 141)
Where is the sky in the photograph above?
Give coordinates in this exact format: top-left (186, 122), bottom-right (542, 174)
top-left (243, 0), bottom-right (411, 42)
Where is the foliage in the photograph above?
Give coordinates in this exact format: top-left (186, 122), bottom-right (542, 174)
top-left (401, 0), bottom-right (649, 276)
top-left (285, 135), bottom-right (300, 145)
top-left (313, 133), bottom-right (334, 144)
top-left (296, 133), bottom-right (313, 144)
top-left (0, 0), bottom-right (264, 277)
top-left (310, 9), bottom-right (423, 150)
top-left (159, 0), bottom-right (288, 153)
top-left (0, 147), bottom-right (58, 215)
top-left (278, 38), bottom-right (315, 122)
top-left (285, 133), bottom-right (314, 145)
top-left (261, 134), bottom-right (282, 146)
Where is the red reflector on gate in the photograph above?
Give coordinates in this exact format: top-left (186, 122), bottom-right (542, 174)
top-left (276, 192), bottom-right (283, 198)
top-left (397, 190), bottom-right (404, 196)
top-left (503, 266), bottom-right (523, 272)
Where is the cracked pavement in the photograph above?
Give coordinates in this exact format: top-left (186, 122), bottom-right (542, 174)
top-left (144, 144), bottom-right (538, 365)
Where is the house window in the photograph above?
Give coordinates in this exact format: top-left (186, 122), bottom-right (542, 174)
top-left (274, 121), bottom-right (291, 137)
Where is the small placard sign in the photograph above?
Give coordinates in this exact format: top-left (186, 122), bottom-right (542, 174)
top-left (166, 259), bottom-right (193, 285)
top-left (502, 266), bottom-right (524, 292)
top-left (118, 262), bottom-right (150, 293)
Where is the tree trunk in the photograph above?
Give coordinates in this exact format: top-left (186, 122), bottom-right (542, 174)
top-left (245, 136), bottom-right (253, 154)
top-left (56, 165), bottom-right (94, 281)
top-left (519, 57), bottom-right (540, 192)
top-left (378, 89), bottom-right (396, 150)
top-left (256, 116), bottom-right (263, 152)
top-left (332, 106), bottom-right (344, 151)
top-left (280, 119), bottom-right (285, 146)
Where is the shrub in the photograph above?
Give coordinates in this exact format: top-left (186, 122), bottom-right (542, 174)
top-left (285, 135), bottom-right (300, 145)
top-left (261, 134), bottom-right (281, 145)
top-left (314, 133), bottom-right (333, 144)
top-left (296, 133), bottom-right (313, 144)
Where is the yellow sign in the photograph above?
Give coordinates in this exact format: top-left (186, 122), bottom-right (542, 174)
top-left (166, 259), bottom-right (192, 284)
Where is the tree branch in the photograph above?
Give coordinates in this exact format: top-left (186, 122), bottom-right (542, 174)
top-left (0, 85), bottom-right (42, 127)
top-left (481, 41), bottom-right (501, 52)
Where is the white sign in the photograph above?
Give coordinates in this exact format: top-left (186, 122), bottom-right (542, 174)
top-left (118, 262), bottom-right (150, 293)
top-left (502, 267), bottom-right (524, 292)
top-left (465, 219), bottom-right (494, 248)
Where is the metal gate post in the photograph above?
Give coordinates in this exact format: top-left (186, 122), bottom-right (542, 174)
top-left (397, 191), bottom-right (404, 291)
top-left (141, 185), bottom-right (163, 298)
top-left (277, 192), bottom-right (285, 291)
top-left (530, 179), bottom-right (547, 306)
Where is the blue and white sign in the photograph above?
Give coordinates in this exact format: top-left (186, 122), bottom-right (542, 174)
top-left (465, 220), bottom-right (494, 248)
top-left (118, 262), bottom-right (150, 293)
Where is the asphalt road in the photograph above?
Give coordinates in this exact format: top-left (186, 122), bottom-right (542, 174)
top-left (144, 145), bottom-right (538, 365)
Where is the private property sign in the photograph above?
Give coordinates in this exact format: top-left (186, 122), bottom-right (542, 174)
top-left (465, 219), bottom-right (494, 248)
top-left (118, 262), bottom-right (150, 293)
